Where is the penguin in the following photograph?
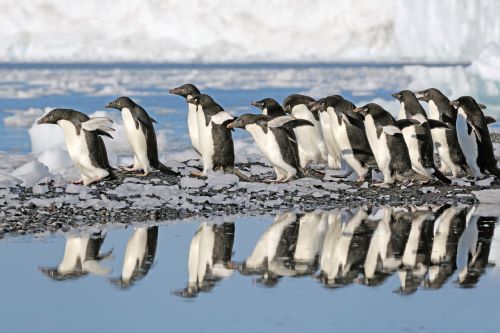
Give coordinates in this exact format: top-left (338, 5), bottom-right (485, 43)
top-left (353, 103), bottom-right (428, 186)
top-left (311, 96), bottom-right (376, 182)
top-left (109, 227), bottom-right (158, 289)
top-left (175, 222), bottom-right (235, 297)
top-left (283, 94), bottom-right (329, 168)
top-left (186, 94), bottom-right (236, 177)
top-left (237, 213), bottom-right (299, 287)
top-left (416, 88), bottom-right (469, 177)
top-left (39, 232), bottom-right (112, 281)
top-left (308, 97), bottom-right (343, 170)
top-left (105, 96), bottom-right (178, 176)
top-left (250, 98), bottom-right (287, 118)
top-left (37, 108), bottom-right (115, 185)
top-left (392, 90), bottom-right (451, 184)
top-left (450, 96), bottom-right (500, 179)
top-left (227, 114), bottom-right (312, 182)
top-left (169, 83), bottom-right (202, 154)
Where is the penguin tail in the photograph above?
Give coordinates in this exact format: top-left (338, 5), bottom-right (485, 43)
top-left (225, 167), bottom-right (251, 181)
top-left (432, 168), bottom-right (452, 184)
top-left (156, 162), bottom-right (180, 176)
top-left (486, 164), bottom-right (500, 178)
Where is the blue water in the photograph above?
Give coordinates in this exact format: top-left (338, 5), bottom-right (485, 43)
top-left (1, 208), bottom-right (499, 333)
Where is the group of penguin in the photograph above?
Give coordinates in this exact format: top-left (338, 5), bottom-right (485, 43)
top-left (37, 83), bottom-right (499, 187)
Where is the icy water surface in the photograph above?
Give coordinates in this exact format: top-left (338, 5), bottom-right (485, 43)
top-left (1, 206), bottom-right (500, 332)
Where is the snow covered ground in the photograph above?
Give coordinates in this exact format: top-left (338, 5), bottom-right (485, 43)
top-left (0, 0), bottom-right (498, 63)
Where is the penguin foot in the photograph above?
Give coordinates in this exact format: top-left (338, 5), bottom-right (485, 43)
top-left (264, 178), bottom-right (279, 183)
top-left (372, 182), bottom-right (391, 188)
top-left (119, 165), bottom-right (140, 172)
top-left (84, 176), bottom-right (106, 186)
top-left (190, 171), bottom-right (207, 178)
top-left (356, 177), bottom-right (366, 183)
top-left (137, 172), bottom-right (150, 177)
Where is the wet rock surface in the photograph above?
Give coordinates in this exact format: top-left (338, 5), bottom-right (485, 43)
top-left (1, 160), bottom-right (496, 237)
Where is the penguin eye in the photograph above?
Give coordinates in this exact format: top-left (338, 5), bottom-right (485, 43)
top-left (117, 102), bottom-right (121, 106)
top-left (425, 92), bottom-right (429, 96)
top-left (49, 115), bottom-right (54, 119)
top-left (182, 88), bottom-right (187, 92)
top-left (238, 119), bottom-right (243, 124)
top-left (364, 108), bottom-right (368, 112)
top-left (321, 102), bottom-right (325, 106)
top-left (287, 104), bottom-right (291, 109)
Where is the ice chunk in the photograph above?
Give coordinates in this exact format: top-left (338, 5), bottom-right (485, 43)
top-left (470, 42), bottom-right (500, 82)
top-left (37, 148), bottom-right (73, 173)
top-left (473, 189), bottom-right (500, 203)
top-left (4, 107), bottom-right (46, 128)
top-left (180, 177), bottom-right (205, 189)
top-left (0, 172), bottom-right (21, 187)
top-left (9, 160), bottom-right (51, 187)
top-left (32, 184), bottom-right (49, 194)
top-left (28, 116), bottom-right (65, 154)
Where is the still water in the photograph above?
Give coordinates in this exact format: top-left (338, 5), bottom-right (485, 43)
top-left (1, 206), bottom-right (499, 332)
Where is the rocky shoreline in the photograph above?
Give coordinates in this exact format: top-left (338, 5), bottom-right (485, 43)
top-left (2, 158), bottom-right (498, 237)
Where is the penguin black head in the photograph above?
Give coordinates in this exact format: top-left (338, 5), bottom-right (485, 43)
top-left (449, 96), bottom-right (482, 114)
top-left (37, 108), bottom-right (82, 125)
top-left (416, 88), bottom-right (447, 103)
top-left (169, 83), bottom-right (200, 98)
top-left (282, 94), bottom-right (315, 113)
top-left (353, 103), bottom-right (385, 117)
top-left (391, 90), bottom-right (416, 103)
top-left (310, 95), bottom-right (344, 113)
top-left (105, 96), bottom-right (136, 111)
top-left (227, 114), bottom-right (268, 129)
top-left (251, 98), bottom-right (285, 117)
top-left (186, 94), bottom-right (217, 108)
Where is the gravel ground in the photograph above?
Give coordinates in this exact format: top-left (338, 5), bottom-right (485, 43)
top-left (1, 158), bottom-right (498, 237)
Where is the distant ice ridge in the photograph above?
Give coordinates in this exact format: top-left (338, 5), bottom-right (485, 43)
top-left (0, 0), bottom-right (498, 63)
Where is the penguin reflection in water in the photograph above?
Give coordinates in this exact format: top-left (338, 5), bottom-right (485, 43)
top-left (105, 96), bottom-right (178, 176)
top-left (39, 232), bottom-right (112, 281)
top-left (37, 109), bottom-right (115, 185)
top-left (109, 227), bottom-right (158, 289)
top-left (228, 114), bottom-right (313, 182)
top-left (175, 222), bottom-right (235, 298)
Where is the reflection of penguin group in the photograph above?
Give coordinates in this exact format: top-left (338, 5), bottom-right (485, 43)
top-left (37, 85), bottom-right (499, 187)
top-left (40, 207), bottom-right (496, 295)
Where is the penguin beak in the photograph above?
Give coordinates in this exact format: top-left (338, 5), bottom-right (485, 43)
top-left (352, 107), bottom-right (366, 116)
top-left (310, 103), bottom-right (320, 112)
top-left (169, 87), bottom-right (180, 95)
top-left (227, 122), bottom-right (234, 129)
top-left (449, 100), bottom-right (459, 108)
top-left (416, 91), bottom-right (427, 101)
top-left (105, 102), bottom-right (114, 109)
top-left (36, 117), bottom-right (45, 125)
top-left (391, 93), bottom-right (401, 100)
top-left (250, 101), bottom-right (259, 107)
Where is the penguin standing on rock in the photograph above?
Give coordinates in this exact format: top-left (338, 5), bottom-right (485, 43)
top-left (37, 109), bottom-right (115, 185)
top-left (105, 96), bottom-right (178, 176)
top-left (187, 94), bottom-right (236, 177)
top-left (228, 114), bottom-right (312, 182)
top-left (392, 90), bottom-right (451, 184)
top-left (353, 103), bottom-right (429, 186)
top-left (451, 96), bottom-right (500, 179)
top-left (416, 88), bottom-right (469, 177)
top-left (169, 83), bottom-right (202, 154)
top-left (283, 94), bottom-right (328, 168)
top-left (311, 96), bottom-right (375, 182)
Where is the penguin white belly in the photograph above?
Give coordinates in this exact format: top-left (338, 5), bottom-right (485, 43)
top-left (187, 229), bottom-right (202, 286)
top-left (122, 108), bottom-right (151, 172)
top-left (320, 212), bottom-right (342, 271)
top-left (121, 228), bottom-right (148, 282)
top-left (246, 124), bottom-right (296, 178)
top-left (292, 105), bottom-right (327, 167)
top-left (364, 116), bottom-right (392, 181)
top-left (428, 101), bottom-right (456, 173)
top-left (58, 120), bottom-right (107, 183)
top-left (294, 213), bottom-right (327, 263)
top-left (197, 223), bottom-right (215, 286)
top-left (57, 237), bottom-right (89, 274)
top-left (402, 216), bottom-right (425, 267)
top-left (329, 110), bottom-right (366, 177)
top-left (364, 214), bottom-right (391, 278)
top-left (402, 126), bottom-right (428, 176)
top-left (430, 208), bottom-right (455, 264)
top-left (456, 109), bottom-right (481, 178)
top-left (187, 102), bottom-right (201, 154)
top-left (318, 112), bottom-right (342, 169)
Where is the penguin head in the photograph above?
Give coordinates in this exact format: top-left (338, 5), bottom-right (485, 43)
top-left (353, 103), bottom-right (385, 117)
top-left (310, 95), bottom-right (344, 113)
top-left (186, 94), bottom-right (216, 108)
top-left (391, 90), bottom-right (415, 103)
top-left (105, 96), bottom-right (135, 111)
top-left (37, 108), bottom-right (77, 125)
top-left (227, 114), bottom-right (268, 129)
top-left (251, 98), bottom-right (285, 117)
top-left (416, 88), bottom-right (445, 103)
top-left (449, 96), bottom-right (482, 115)
top-left (282, 94), bottom-right (315, 113)
top-left (169, 83), bottom-right (200, 98)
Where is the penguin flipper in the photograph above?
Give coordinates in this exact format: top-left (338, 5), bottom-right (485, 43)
top-left (466, 122), bottom-right (482, 142)
top-left (342, 114), bottom-right (365, 129)
top-left (382, 125), bottom-right (402, 136)
top-left (81, 117), bottom-right (115, 132)
top-left (425, 119), bottom-right (450, 130)
top-left (478, 103), bottom-right (487, 110)
top-left (269, 116), bottom-right (313, 129)
top-left (395, 119), bottom-right (420, 130)
top-left (485, 116), bottom-right (496, 125)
